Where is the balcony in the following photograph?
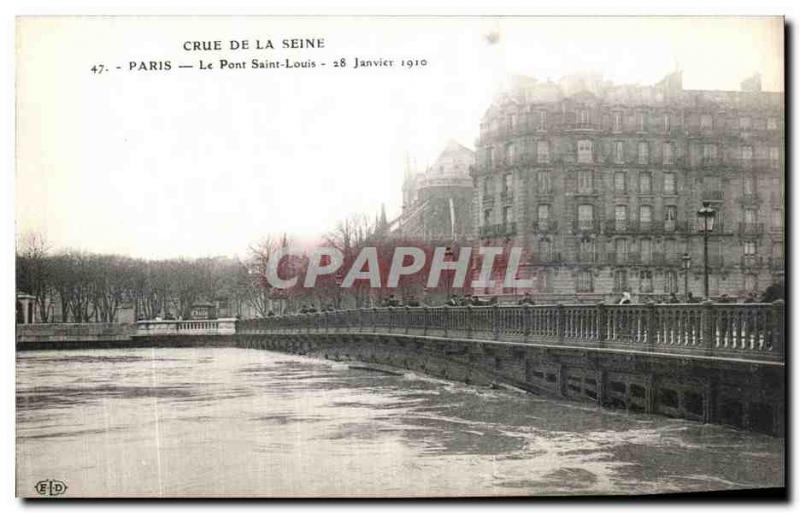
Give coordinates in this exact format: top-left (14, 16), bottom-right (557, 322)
top-left (769, 257), bottom-right (784, 270)
top-left (738, 222), bottom-right (764, 235)
top-left (534, 219), bottom-right (558, 233)
top-left (699, 157), bottom-right (720, 168)
top-left (530, 252), bottom-right (561, 265)
top-left (701, 190), bottom-right (724, 202)
top-left (607, 253), bottom-right (632, 265)
top-left (481, 196), bottom-right (495, 208)
top-left (565, 122), bottom-right (604, 132)
top-left (572, 219), bottom-right (599, 233)
top-left (741, 255), bottom-right (763, 268)
top-left (479, 222), bottom-right (517, 238)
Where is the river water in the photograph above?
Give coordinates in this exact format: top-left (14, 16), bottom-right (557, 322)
top-left (16, 346), bottom-right (784, 497)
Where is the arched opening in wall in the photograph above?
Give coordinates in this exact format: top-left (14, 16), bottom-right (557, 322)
top-left (16, 301), bottom-right (24, 324)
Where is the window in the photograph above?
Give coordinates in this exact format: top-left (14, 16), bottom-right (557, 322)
top-left (482, 177), bottom-right (492, 195)
top-left (767, 117), bottom-right (778, 130)
top-left (614, 141), bottom-right (625, 163)
top-left (702, 144), bottom-right (718, 163)
top-left (615, 238), bottom-right (629, 263)
top-left (537, 204), bottom-right (551, 230)
top-left (663, 142), bottom-right (673, 165)
top-left (744, 208), bottom-right (757, 226)
top-left (772, 242), bottom-right (783, 265)
top-left (505, 143), bottom-right (516, 164)
top-left (508, 113), bottom-right (517, 130)
top-left (664, 238), bottom-right (677, 260)
top-left (614, 172), bottom-right (626, 193)
top-left (537, 141), bottom-right (550, 163)
top-left (578, 204), bottom-right (594, 230)
top-left (577, 170), bottom-right (593, 193)
top-left (743, 175), bottom-right (755, 196)
top-left (704, 175), bottom-right (722, 195)
top-left (664, 113), bottom-right (671, 133)
top-left (483, 209), bottom-right (492, 225)
top-left (739, 117), bottom-right (751, 130)
top-left (639, 172), bottom-right (652, 194)
top-left (502, 174), bottom-right (513, 194)
top-left (639, 271), bottom-right (654, 293)
top-left (772, 209), bottom-right (783, 229)
top-left (486, 147), bottom-right (496, 168)
top-left (743, 241), bottom-right (757, 267)
top-left (665, 205), bottom-right (677, 231)
top-left (614, 269), bottom-right (628, 292)
top-left (665, 271), bottom-right (678, 294)
top-left (536, 269), bottom-right (552, 291)
top-left (744, 274), bottom-right (758, 293)
top-left (577, 140), bottom-right (593, 163)
top-left (741, 145), bottom-right (753, 162)
top-left (537, 170), bottom-right (552, 194)
top-left (578, 109), bottom-right (590, 126)
top-left (637, 111), bottom-right (646, 132)
top-left (502, 206), bottom-right (512, 225)
top-left (538, 238), bottom-right (554, 262)
top-left (640, 238), bottom-right (652, 263)
top-left (613, 111), bottom-right (622, 132)
top-left (577, 269), bottom-right (593, 292)
top-left (769, 147), bottom-right (780, 168)
top-left (615, 205), bottom-right (628, 231)
top-left (537, 111), bottom-right (547, 131)
top-left (578, 239), bottom-right (595, 263)
top-left (700, 114), bottom-right (713, 129)
top-left (639, 205), bottom-right (653, 229)
top-left (663, 173), bottom-right (676, 195)
top-left (638, 142), bottom-right (649, 164)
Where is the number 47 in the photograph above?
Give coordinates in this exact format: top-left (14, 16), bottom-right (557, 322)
top-left (91, 64), bottom-right (105, 74)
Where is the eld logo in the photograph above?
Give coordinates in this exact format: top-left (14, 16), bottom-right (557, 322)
top-left (34, 479), bottom-right (67, 497)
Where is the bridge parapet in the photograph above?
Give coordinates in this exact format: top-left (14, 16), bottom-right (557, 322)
top-left (135, 318), bottom-right (237, 337)
top-left (238, 302), bottom-right (784, 362)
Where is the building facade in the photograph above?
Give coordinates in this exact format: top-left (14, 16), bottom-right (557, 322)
top-left (471, 72), bottom-right (784, 302)
top-left (400, 140), bottom-right (476, 242)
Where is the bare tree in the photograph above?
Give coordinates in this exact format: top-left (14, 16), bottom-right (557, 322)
top-left (16, 231), bottom-right (53, 322)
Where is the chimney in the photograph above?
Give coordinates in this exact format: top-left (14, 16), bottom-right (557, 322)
top-left (741, 73), bottom-right (761, 92)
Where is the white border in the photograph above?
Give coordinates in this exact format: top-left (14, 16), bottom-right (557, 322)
top-left (2, 1), bottom-right (796, 511)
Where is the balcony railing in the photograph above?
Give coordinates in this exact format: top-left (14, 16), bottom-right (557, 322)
top-left (738, 222), bottom-right (764, 235)
top-left (741, 255), bottom-right (763, 268)
top-left (534, 220), bottom-right (558, 233)
top-left (702, 190), bottom-right (724, 201)
top-left (573, 219), bottom-right (599, 232)
top-left (237, 303), bottom-right (785, 362)
top-left (479, 222), bottom-right (517, 238)
top-left (769, 257), bottom-right (784, 270)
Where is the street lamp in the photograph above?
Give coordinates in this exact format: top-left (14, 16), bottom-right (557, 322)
top-left (696, 201), bottom-right (717, 299)
top-left (681, 252), bottom-right (692, 302)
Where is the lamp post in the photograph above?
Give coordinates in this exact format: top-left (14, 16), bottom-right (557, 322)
top-left (696, 201), bottom-right (717, 299)
top-left (681, 252), bottom-right (692, 301)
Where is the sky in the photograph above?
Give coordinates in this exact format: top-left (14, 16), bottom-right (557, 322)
top-left (15, 16), bottom-right (783, 259)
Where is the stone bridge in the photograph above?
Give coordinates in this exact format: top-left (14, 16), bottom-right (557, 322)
top-left (235, 302), bottom-right (785, 435)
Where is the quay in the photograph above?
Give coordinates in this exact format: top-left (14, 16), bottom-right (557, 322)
top-left (16, 301), bottom-right (785, 436)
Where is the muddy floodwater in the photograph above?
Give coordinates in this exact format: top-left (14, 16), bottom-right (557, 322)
top-left (16, 346), bottom-right (784, 497)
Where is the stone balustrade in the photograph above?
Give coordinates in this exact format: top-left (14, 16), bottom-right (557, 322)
top-left (237, 302), bottom-right (784, 362)
top-left (135, 318), bottom-right (237, 337)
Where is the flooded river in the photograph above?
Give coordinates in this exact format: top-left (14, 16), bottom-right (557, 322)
top-left (16, 346), bottom-right (784, 497)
